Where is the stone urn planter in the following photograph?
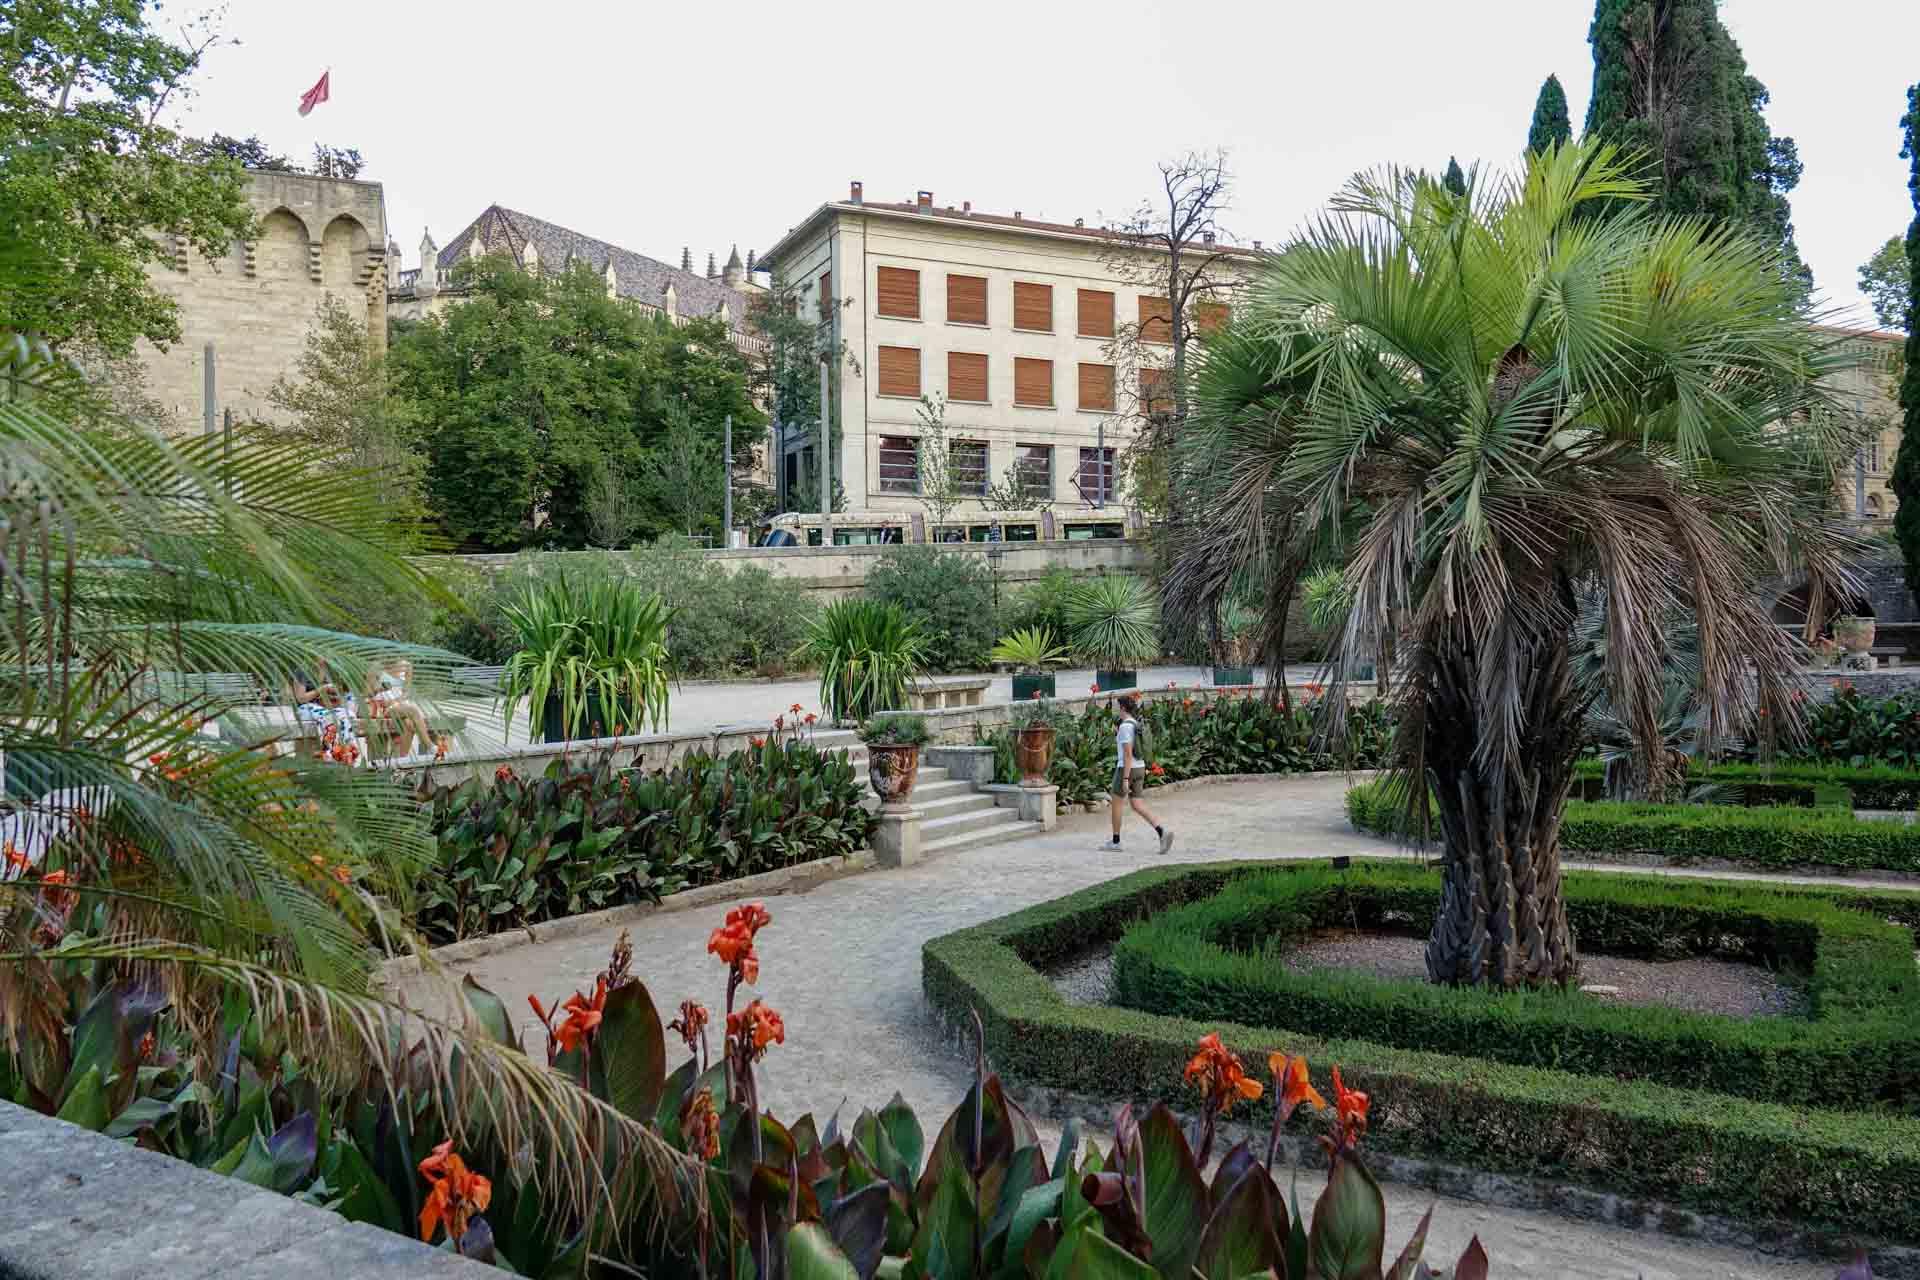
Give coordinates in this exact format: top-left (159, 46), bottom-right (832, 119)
top-left (1013, 724), bottom-right (1056, 784)
top-left (1834, 616), bottom-right (1876, 665)
top-left (867, 744), bottom-right (921, 806)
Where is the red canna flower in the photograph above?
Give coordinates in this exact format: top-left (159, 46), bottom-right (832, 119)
top-left (1090, 683), bottom-right (1099, 694)
top-left (726, 999), bottom-right (786, 1059)
top-left (790, 703), bottom-right (804, 715)
top-left (38, 869), bottom-right (76, 913)
top-left (3, 840), bottom-right (28, 875)
top-left (1149, 763), bottom-right (1166, 777)
top-left (136, 1031), bottom-right (156, 1062)
top-left (1328, 1065), bottom-right (1370, 1152)
top-left (1183, 1032), bottom-right (1262, 1114)
top-left (1182, 698), bottom-right (1194, 709)
top-left (750, 736), bottom-right (766, 749)
top-left (1031, 690), bottom-right (1042, 699)
top-left (418, 1140), bottom-right (493, 1244)
top-left (553, 978), bottom-right (608, 1054)
top-left (494, 765), bottom-right (514, 784)
top-left (803, 712), bottom-right (817, 726)
top-left (1268, 1051), bottom-right (1328, 1119)
top-left (774, 715), bottom-right (785, 731)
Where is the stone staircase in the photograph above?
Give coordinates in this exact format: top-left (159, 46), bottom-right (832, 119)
top-left (812, 729), bottom-right (1036, 858)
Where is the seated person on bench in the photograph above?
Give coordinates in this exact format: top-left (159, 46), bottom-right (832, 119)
top-left (288, 660), bottom-right (369, 764)
top-left (366, 657), bottom-right (435, 757)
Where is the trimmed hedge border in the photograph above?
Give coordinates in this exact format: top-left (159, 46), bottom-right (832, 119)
top-left (1569, 758), bottom-right (1920, 810)
top-left (921, 860), bottom-right (1920, 1240)
top-left (1347, 779), bottom-right (1920, 874)
top-left (1111, 862), bottom-right (1919, 1110)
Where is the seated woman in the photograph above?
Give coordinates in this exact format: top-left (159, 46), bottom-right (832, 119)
top-left (366, 657), bottom-right (435, 758)
top-left (288, 660), bottom-right (367, 765)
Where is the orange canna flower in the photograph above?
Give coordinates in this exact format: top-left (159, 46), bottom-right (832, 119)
top-left (1149, 763), bottom-right (1166, 777)
top-left (726, 999), bottom-right (786, 1059)
top-left (418, 1140), bottom-right (493, 1244)
top-left (669, 999), bottom-right (708, 1054)
top-left (136, 1031), bottom-right (156, 1062)
top-left (333, 864), bottom-right (352, 885)
top-left (685, 1086), bottom-right (722, 1158)
top-left (553, 978), bottom-right (608, 1054)
top-left (728, 902), bottom-right (773, 935)
top-left (750, 736), bottom-right (766, 748)
top-left (803, 712), bottom-right (817, 725)
top-left (791, 703), bottom-right (804, 715)
top-left (4, 840), bottom-right (29, 874)
top-left (1269, 1052), bottom-right (1328, 1116)
top-left (1182, 698), bottom-right (1194, 709)
top-left (1183, 1033), bottom-right (1262, 1114)
top-left (528, 994), bottom-right (548, 1023)
top-left (39, 869), bottom-right (76, 913)
top-left (1332, 1066), bottom-right (1369, 1141)
top-left (774, 715), bottom-right (785, 731)
top-left (494, 765), bottom-right (514, 784)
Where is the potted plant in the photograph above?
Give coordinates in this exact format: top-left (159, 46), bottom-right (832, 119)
top-left (860, 712), bottom-right (930, 805)
top-left (796, 599), bottom-right (928, 725)
top-left (1212, 600), bottom-right (1258, 687)
top-left (1065, 574), bottom-right (1159, 691)
top-left (991, 626), bottom-right (1071, 701)
top-left (500, 574), bottom-right (672, 743)
top-left (1010, 696), bottom-right (1058, 783)
top-left (1808, 634), bottom-right (1842, 667)
top-left (1834, 615), bottom-right (1876, 662)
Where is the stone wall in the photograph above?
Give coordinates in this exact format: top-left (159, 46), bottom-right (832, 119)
top-left (134, 171), bottom-right (388, 432)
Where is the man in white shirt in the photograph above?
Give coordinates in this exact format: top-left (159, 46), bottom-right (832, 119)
top-left (1099, 694), bottom-right (1174, 854)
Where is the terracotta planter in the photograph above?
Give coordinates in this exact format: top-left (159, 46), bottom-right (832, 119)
top-left (1013, 725), bottom-right (1056, 783)
top-left (1834, 616), bottom-right (1876, 657)
top-left (867, 743), bottom-right (921, 806)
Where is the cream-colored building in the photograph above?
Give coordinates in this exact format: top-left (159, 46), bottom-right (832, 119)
top-left (759, 184), bottom-right (1258, 517)
top-left (1819, 324), bottom-right (1907, 519)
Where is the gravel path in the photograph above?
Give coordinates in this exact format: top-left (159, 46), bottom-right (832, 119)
top-left (408, 774), bottom-right (1897, 1279)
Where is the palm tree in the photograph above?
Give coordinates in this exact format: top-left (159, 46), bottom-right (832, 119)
top-left (1162, 141), bottom-right (1869, 989)
top-left (0, 337), bottom-right (689, 1230)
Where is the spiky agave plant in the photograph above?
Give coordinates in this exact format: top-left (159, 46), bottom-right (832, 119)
top-left (0, 339), bottom-right (700, 1252)
top-left (797, 599), bottom-right (927, 725)
top-left (1064, 574), bottom-right (1160, 671)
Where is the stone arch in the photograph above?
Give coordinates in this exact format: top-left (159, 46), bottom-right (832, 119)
top-left (320, 213), bottom-right (372, 290)
top-left (1868, 493), bottom-right (1886, 516)
top-left (256, 209), bottom-right (311, 280)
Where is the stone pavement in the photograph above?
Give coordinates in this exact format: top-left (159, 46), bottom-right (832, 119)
top-left (409, 775), bottom-right (1890, 1280)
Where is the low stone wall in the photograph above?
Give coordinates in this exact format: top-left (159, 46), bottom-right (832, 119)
top-left (1793, 667), bottom-right (1920, 701)
top-left (0, 1100), bottom-right (483, 1278)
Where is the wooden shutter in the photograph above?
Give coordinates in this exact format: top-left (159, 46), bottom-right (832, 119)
top-left (818, 271), bottom-right (832, 318)
top-left (1013, 282), bottom-right (1053, 332)
top-left (1139, 295), bottom-right (1172, 343)
top-left (948, 352), bottom-right (989, 403)
top-left (947, 274), bottom-right (988, 325)
top-left (1194, 301), bottom-right (1230, 335)
top-left (1139, 367), bottom-right (1170, 414)
top-left (877, 266), bottom-right (920, 318)
top-left (1077, 289), bottom-right (1115, 338)
top-left (1014, 357), bottom-right (1053, 407)
top-left (877, 345), bottom-right (921, 398)
top-left (1077, 363), bottom-right (1115, 412)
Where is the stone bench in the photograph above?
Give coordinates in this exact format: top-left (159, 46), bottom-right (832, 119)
top-left (219, 707), bottom-right (469, 762)
top-left (904, 676), bottom-right (991, 711)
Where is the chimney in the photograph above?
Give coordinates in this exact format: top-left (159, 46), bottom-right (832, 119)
top-left (1074, 217), bottom-right (1084, 227)
top-left (1013, 211), bottom-right (1022, 220)
top-left (916, 190), bottom-right (933, 214)
top-left (850, 180), bottom-right (863, 204)
top-left (1203, 230), bottom-right (1215, 246)
top-left (1253, 239), bottom-right (1263, 251)
top-left (963, 201), bottom-right (971, 214)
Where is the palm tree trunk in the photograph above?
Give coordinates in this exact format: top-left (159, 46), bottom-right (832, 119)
top-left (1422, 614), bottom-right (1581, 989)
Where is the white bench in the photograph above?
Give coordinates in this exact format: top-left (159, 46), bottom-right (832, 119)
top-left (904, 676), bottom-right (991, 711)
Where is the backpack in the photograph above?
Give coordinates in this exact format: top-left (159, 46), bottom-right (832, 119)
top-left (1130, 716), bottom-right (1155, 767)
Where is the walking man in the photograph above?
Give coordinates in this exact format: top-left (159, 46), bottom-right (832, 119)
top-left (1100, 694), bottom-right (1173, 854)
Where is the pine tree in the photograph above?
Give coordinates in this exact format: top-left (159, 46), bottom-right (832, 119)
top-left (1443, 157), bottom-right (1467, 196)
top-left (1893, 84), bottom-right (1920, 599)
top-left (1527, 75), bottom-right (1572, 153)
top-left (1584, 0), bottom-right (1810, 290)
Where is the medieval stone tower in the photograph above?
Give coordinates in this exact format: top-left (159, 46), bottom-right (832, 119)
top-left (137, 170), bottom-right (388, 431)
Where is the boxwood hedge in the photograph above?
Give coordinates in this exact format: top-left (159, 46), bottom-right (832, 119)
top-left (921, 860), bottom-right (1920, 1239)
top-left (1346, 779), bottom-right (1920, 874)
top-left (1111, 862), bottom-right (1919, 1110)
top-left (1568, 758), bottom-right (1920, 810)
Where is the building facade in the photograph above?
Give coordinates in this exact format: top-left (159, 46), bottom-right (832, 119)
top-left (1820, 325), bottom-right (1907, 519)
top-left (759, 185), bottom-right (1257, 521)
top-left (136, 170), bottom-right (388, 432)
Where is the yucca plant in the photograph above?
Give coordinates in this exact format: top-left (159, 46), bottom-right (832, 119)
top-left (796, 598), bottom-right (926, 724)
top-left (990, 625), bottom-right (1071, 674)
top-left (500, 574), bottom-right (673, 741)
top-left (1065, 574), bottom-right (1160, 672)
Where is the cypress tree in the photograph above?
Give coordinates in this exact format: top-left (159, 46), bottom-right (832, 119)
top-left (1443, 157), bottom-right (1467, 197)
top-left (1893, 85), bottom-right (1920, 599)
top-left (1527, 75), bottom-right (1572, 153)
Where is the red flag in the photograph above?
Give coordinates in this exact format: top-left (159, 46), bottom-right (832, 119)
top-left (297, 70), bottom-right (330, 117)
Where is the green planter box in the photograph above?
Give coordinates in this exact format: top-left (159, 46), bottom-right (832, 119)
top-left (1011, 673), bottom-right (1056, 701)
top-left (539, 692), bottom-right (618, 744)
top-left (1212, 666), bottom-right (1253, 687)
top-left (1094, 669), bottom-right (1138, 692)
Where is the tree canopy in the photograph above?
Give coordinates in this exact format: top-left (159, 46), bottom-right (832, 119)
top-left (1859, 235), bottom-right (1911, 332)
top-left (1893, 85), bottom-right (1920, 602)
top-left (1442, 157), bottom-right (1467, 196)
top-left (1526, 74), bottom-right (1572, 153)
top-left (387, 257), bottom-right (763, 550)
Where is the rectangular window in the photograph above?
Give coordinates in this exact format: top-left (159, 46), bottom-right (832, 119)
top-left (876, 345), bottom-right (921, 398)
top-left (950, 440), bottom-right (989, 495)
top-left (1078, 447), bottom-right (1115, 504)
top-left (1078, 362), bottom-right (1115, 412)
top-left (1139, 295), bottom-right (1173, 343)
top-left (947, 274), bottom-right (988, 325)
top-left (1139, 367), bottom-right (1172, 417)
top-left (1194, 301), bottom-right (1231, 335)
top-left (1014, 443), bottom-right (1053, 501)
top-left (877, 266), bottom-right (921, 319)
top-left (1002, 523), bottom-right (1039, 542)
top-left (1014, 357), bottom-right (1053, 407)
top-left (818, 271), bottom-right (832, 319)
top-left (1013, 282), bottom-right (1053, 332)
top-left (878, 436), bottom-right (920, 493)
top-left (1078, 288), bottom-right (1115, 339)
top-left (948, 352), bottom-right (989, 403)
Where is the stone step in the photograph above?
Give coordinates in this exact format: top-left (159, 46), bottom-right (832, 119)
top-left (920, 805), bottom-right (1019, 841)
top-left (916, 790), bottom-right (999, 820)
top-left (921, 814), bottom-right (1038, 860)
top-left (903, 776), bottom-right (972, 801)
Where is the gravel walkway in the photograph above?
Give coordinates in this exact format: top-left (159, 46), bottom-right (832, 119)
top-left (407, 774), bottom-right (1898, 1279)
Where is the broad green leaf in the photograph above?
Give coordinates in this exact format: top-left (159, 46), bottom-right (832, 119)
top-left (319, 1137), bottom-right (405, 1232)
top-left (1308, 1156), bottom-right (1385, 1280)
top-left (789, 1223), bottom-right (862, 1280)
top-left (1044, 1221), bottom-right (1159, 1280)
top-left (912, 1161), bottom-right (980, 1280)
top-left (826, 1181), bottom-right (893, 1280)
top-left (1285, 1178), bottom-right (1308, 1280)
top-left (878, 1092), bottom-right (926, 1179)
top-left (54, 1065), bottom-right (109, 1131)
top-left (1386, 1204), bottom-right (1433, 1280)
top-left (1135, 1104), bottom-right (1210, 1280)
top-left (61, 988), bottom-right (120, 1109)
top-left (227, 1129), bottom-right (281, 1189)
top-left (462, 975), bottom-right (522, 1051)
top-left (598, 980), bottom-right (667, 1122)
top-left (104, 1094), bottom-right (177, 1139)
top-left (265, 1112), bottom-right (319, 1192)
top-left (1196, 1165), bottom-right (1284, 1280)
top-left (1001, 1177), bottom-right (1065, 1279)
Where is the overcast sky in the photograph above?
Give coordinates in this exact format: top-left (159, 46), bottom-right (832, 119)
top-left (167, 0), bottom-right (1917, 329)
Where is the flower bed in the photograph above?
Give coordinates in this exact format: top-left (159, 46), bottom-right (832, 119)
top-left (920, 860), bottom-right (1920, 1240)
top-left (1110, 861), bottom-right (1920, 1110)
top-left (415, 724), bottom-right (872, 943)
top-left (1346, 778), bottom-right (1920, 874)
top-left (980, 688), bottom-right (1393, 807)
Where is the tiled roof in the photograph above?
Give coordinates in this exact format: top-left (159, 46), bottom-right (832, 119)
top-left (438, 206), bottom-right (749, 330)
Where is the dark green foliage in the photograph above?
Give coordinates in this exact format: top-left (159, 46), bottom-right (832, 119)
top-left (1346, 778), bottom-right (1920, 874)
top-left (1786, 682), bottom-right (1920, 767)
top-left (1583, 0), bottom-right (1810, 291)
top-left (1526, 74), bottom-right (1572, 153)
top-left (1897, 85), bottom-right (1920, 598)
top-left (1569, 756), bottom-right (1920, 810)
top-left (983, 692), bottom-right (1394, 807)
top-left (862, 546), bottom-right (1000, 673)
top-left (921, 861), bottom-right (1920, 1240)
top-left (1113, 862), bottom-right (1920, 1109)
top-left (1441, 157), bottom-right (1466, 197)
top-left (417, 739), bottom-right (872, 942)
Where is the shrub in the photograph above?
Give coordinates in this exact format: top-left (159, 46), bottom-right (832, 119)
top-left (921, 860), bottom-right (1920, 1241)
top-left (1000, 563), bottom-right (1079, 638)
top-left (1788, 682), bottom-right (1920, 767)
top-left (1347, 778), bottom-right (1920, 874)
top-left (989, 624), bottom-right (1070, 673)
top-left (798, 598), bottom-right (927, 724)
top-left (862, 545), bottom-right (999, 673)
top-left (417, 732), bottom-right (871, 942)
top-left (1112, 861), bottom-right (1920, 1110)
top-left (1571, 757), bottom-right (1920, 810)
top-left (1065, 573), bottom-right (1160, 669)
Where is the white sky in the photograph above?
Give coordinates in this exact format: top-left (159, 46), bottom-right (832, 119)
top-left (165, 0), bottom-right (1918, 329)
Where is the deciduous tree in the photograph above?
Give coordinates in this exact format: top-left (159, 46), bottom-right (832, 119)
top-left (1859, 235), bottom-right (1911, 332)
